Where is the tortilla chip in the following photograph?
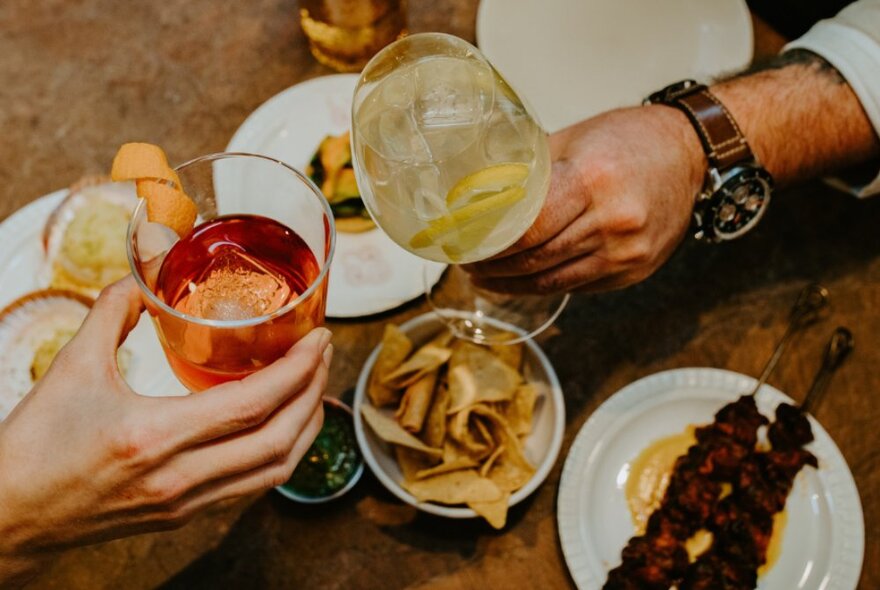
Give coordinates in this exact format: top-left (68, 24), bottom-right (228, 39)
top-left (422, 381), bottom-right (450, 448)
top-left (395, 370), bottom-right (438, 433)
top-left (368, 325), bottom-right (413, 407)
top-left (470, 405), bottom-right (525, 454)
top-left (383, 343), bottom-right (452, 389)
top-left (447, 343), bottom-right (522, 413)
top-left (443, 438), bottom-right (492, 463)
top-left (487, 453), bottom-right (536, 492)
top-left (395, 446), bottom-right (438, 482)
top-left (448, 406), bottom-right (491, 456)
top-left (403, 469), bottom-right (503, 505)
top-left (468, 490), bottom-right (511, 529)
top-left (415, 457), bottom-right (478, 479)
top-left (474, 416), bottom-right (495, 448)
top-left (361, 404), bottom-right (442, 458)
top-left (489, 341), bottom-right (523, 371)
top-left (470, 405), bottom-right (536, 492)
top-left (480, 444), bottom-right (506, 478)
top-left (506, 383), bottom-right (539, 437)
top-left (428, 329), bottom-right (455, 349)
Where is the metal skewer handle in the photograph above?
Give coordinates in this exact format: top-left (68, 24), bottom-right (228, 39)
top-left (749, 283), bottom-right (830, 396)
top-left (801, 327), bottom-right (854, 414)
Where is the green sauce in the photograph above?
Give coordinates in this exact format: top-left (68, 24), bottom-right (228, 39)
top-left (282, 403), bottom-right (361, 499)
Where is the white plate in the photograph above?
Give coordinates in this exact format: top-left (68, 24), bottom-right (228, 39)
top-left (0, 191), bottom-right (187, 412)
top-left (477, 0), bottom-right (753, 132)
top-left (226, 74), bottom-right (446, 318)
top-left (353, 312), bottom-right (565, 519)
top-left (557, 368), bottom-right (864, 590)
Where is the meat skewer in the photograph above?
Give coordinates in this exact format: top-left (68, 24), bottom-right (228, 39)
top-left (680, 327), bottom-right (853, 590)
top-left (602, 285), bottom-right (830, 590)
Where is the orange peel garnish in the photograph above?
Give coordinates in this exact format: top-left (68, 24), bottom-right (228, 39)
top-left (111, 143), bottom-right (181, 187)
top-left (111, 143), bottom-right (196, 237)
top-left (137, 179), bottom-right (198, 238)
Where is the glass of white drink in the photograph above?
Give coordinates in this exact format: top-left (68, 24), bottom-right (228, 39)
top-left (351, 32), bottom-right (568, 343)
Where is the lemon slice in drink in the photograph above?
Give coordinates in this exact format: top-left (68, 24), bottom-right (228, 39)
top-left (409, 185), bottom-right (526, 250)
top-left (445, 163), bottom-right (529, 207)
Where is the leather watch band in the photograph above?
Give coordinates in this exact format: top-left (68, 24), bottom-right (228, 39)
top-left (648, 80), bottom-right (754, 171)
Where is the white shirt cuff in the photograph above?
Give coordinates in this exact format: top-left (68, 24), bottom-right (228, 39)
top-left (787, 19), bottom-right (880, 196)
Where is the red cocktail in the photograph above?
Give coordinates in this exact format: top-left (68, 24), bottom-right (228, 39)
top-left (127, 153), bottom-right (335, 391)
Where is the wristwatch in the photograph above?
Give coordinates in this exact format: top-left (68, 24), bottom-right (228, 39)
top-left (645, 80), bottom-right (773, 242)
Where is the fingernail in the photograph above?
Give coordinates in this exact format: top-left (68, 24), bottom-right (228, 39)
top-left (318, 328), bottom-right (332, 351)
top-left (322, 343), bottom-right (334, 368)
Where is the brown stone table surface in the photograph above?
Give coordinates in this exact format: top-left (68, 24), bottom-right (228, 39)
top-left (1, 1), bottom-right (877, 588)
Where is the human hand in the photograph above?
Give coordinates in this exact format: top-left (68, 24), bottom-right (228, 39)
top-left (463, 105), bottom-right (706, 294)
top-left (0, 276), bottom-right (331, 585)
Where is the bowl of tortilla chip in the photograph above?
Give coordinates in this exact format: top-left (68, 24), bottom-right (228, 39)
top-left (353, 313), bottom-right (565, 528)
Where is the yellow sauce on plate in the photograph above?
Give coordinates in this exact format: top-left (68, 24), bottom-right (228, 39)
top-left (625, 427), bottom-right (786, 572)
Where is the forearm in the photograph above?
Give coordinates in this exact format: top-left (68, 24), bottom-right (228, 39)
top-left (711, 50), bottom-right (880, 187)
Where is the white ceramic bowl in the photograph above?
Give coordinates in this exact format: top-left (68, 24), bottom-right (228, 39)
top-left (353, 312), bottom-right (565, 519)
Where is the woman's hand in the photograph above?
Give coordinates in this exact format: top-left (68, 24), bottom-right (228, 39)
top-left (0, 276), bottom-right (331, 586)
top-left (463, 105), bottom-right (705, 294)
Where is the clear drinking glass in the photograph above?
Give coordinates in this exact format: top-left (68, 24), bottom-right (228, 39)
top-left (350, 33), bottom-right (568, 343)
top-left (127, 153), bottom-right (335, 391)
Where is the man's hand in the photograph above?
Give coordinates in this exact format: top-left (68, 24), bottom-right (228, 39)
top-left (465, 50), bottom-right (880, 297)
top-left (0, 276), bottom-right (332, 586)
top-left (464, 105), bottom-right (705, 294)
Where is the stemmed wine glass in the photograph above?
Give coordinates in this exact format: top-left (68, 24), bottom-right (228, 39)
top-left (351, 32), bottom-right (568, 344)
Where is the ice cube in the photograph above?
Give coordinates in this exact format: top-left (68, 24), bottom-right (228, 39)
top-left (483, 109), bottom-right (537, 162)
top-left (411, 57), bottom-right (491, 160)
top-left (369, 106), bottom-right (432, 164)
top-left (409, 165), bottom-right (447, 221)
top-left (413, 57), bottom-right (487, 129)
top-left (382, 73), bottom-right (415, 108)
top-left (179, 247), bottom-right (291, 321)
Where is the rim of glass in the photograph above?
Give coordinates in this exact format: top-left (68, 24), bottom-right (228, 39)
top-left (126, 151), bottom-right (337, 328)
top-left (355, 32), bottom-right (489, 97)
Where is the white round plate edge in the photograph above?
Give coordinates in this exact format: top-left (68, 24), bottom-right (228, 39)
top-left (475, 0), bottom-right (753, 133)
top-left (556, 367), bottom-right (864, 590)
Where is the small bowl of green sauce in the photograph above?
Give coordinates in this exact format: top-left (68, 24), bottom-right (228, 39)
top-left (276, 397), bottom-right (364, 503)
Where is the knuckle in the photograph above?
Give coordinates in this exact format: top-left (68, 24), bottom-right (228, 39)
top-left (534, 273), bottom-right (565, 295)
top-left (621, 239), bottom-right (652, 266)
top-left (584, 156), bottom-right (619, 189)
top-left (143, 472), bottom-right (189, 507)
top-left (265, 464), bottom-right (294, 490)
top-left (96, 280), bottom-right (128, 306)
top-left (265, 436), bottom-right (294, 464)
top-left (149, 506), bottom-right (192, 531)
top-left (613, 204), bottom-right (648, 233)
top-left (517, 250), bottom-right (545, 274)
top-left (110, 422), bottom-right (158, 465)
top-left (232, 398), bottom-right (269, 430)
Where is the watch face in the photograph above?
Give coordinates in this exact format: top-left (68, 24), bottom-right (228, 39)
top-left (709, 167), bottom-right (773, 240)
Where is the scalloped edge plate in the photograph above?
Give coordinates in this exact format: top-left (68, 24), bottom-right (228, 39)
top-left (0, 191), bottom-right (187, 413)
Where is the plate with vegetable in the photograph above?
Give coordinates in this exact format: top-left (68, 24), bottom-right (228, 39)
top-left (227, 74), bottom-right (446, 318)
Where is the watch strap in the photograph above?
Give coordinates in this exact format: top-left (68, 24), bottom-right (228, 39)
top-left (648, 80), bottom-right (754, 171)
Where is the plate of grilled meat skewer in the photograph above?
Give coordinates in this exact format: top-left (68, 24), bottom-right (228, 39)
top-left (558, 323), bottom-right (864, 590)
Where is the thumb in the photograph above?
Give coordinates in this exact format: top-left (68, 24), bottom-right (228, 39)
top-left (77, 274), bottom-right (146, 356)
